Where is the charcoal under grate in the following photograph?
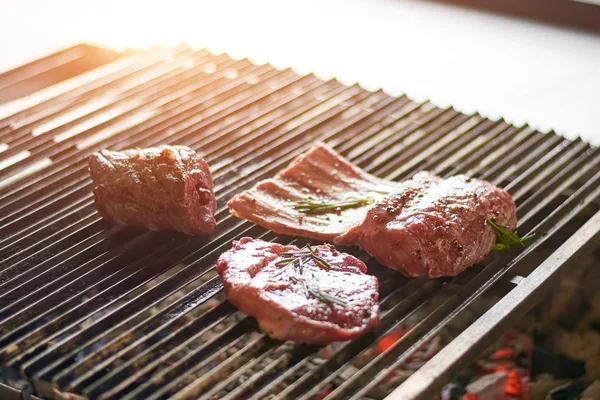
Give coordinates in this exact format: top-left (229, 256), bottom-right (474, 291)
top-left (0, 44), bottom-right (598, 400)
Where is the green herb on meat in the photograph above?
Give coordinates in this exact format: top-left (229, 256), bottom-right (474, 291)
top-left (292, 198), bottom-right (374, 214)
top-left (275, 244), bottom-right (346, 306)
top-left (308, 288), bottom-right (348, 306)
top-left (488, 219), bottom-right (535, 252)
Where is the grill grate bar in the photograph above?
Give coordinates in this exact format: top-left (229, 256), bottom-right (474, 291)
top-left (361, 110), bottom-right (466, 173)
top-left (36, 98), bottom-right (460, 398)
top-left (0, 48), bottom-right (597, 400)
top-left (517, 147), bottom-right (600, 217)
top-left (380, 114), bottom-right (486, 181)
top-left (57, 284), bottom-right (236, 388)
top-left (0, 55), bottom-right (257, 185)
top-left (7, 86), bottom-right (400, 374)
top-left (509, 141), bottom-right (590, 200)
top-left (339, 102), bottom-right (443, 162)
top-left (387, 118), bottom-right (508, 179)
top-left (31, 91), bottom-right (418, 396)
top-left (0, 45), bottom-right (93, 95)
top-left (102, 318), bottom-right (263, 400)
top-left (478, 131), bottom-right (560, 182)
top-left (0, 46), bottom-right (191, 134)
top-left (0, 65), bottom-right (301, 249)
top-left (492, 135), bottom-right (567, 188)
top-left (4, 49), bottom-right (207, 149)
top-left (512, 147), bottom-right (598, 221)
top-left (176, 336), bottom-right (280, 400)
top-left (217, 347), bottom-right (310, 400)
top-left (519, 156), bottom-right (600, 231)
top-left (442, 124), bottom-right (526, 177)
top-left (62, 298), bottom-right (237, 392)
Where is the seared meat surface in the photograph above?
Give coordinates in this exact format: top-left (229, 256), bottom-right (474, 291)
top-left (89, 145), bottom-right (216, 235)
top-left (216, 237), bottom-right (379, 344)
top-left (335, 172), bottom-right (517, 277)
top-left (228, 144), bottom-right (517, 277)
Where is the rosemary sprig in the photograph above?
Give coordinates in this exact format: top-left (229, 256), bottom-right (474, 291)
top-left (274, 258), bottom-right (296, 266)
top-left (292, 198), bottom-right (374, 214)
top-left (488, 219), bottom-right (535, 252)
top-left (280, 247), bottom-right (332, 270)
top-left (308, 288), bottom-right (348, 306)
top-left (273, 245), bottom-right (346, 306)
top-left (307, 245), bottom-right (331, 270)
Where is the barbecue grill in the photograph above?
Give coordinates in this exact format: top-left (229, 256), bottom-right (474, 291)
top-left (0, 44), bottom-right (598, 400)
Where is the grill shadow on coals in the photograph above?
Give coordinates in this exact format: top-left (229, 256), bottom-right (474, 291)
top-left (0, 45), bottom-right (598, 400)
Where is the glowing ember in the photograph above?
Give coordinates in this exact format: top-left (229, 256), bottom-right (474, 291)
top-left (377, 328), bottom-right (406, 353)
top-left (491, 348), bottom-right (515, 360)
top-left (505, 369), bottom-right (524, 397)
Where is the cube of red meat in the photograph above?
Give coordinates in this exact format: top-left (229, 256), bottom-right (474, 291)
top-left (88, 145), bottom-right (216, 235)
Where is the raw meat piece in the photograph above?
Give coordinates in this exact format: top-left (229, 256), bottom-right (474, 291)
top-left (89, 145), bottom-right (216, 235)
top-left (227, 143), bottom-right (400, 242)
top-left (335, 172), bottom-right (517, 277)
top-left (216, 237), bottom-right (379, 344)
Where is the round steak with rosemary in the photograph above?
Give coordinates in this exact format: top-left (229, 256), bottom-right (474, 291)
top-left (216, 237), bottom-right (379, 344)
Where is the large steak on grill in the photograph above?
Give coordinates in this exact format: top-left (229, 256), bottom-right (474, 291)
top-left (335, 172), bottom-right (517, 277)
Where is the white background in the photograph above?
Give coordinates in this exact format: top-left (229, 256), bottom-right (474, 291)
top-left (1, 0), bottom-right (599, 144)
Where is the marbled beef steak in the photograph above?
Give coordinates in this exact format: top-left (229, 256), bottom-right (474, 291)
top-left (335, 172), bottom-right (517, 277)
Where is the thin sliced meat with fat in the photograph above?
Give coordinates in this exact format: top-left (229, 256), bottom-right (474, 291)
top-left (216, 237), bottom-right (379, 344)
top-left (227, 143), bottom-right (401, 242)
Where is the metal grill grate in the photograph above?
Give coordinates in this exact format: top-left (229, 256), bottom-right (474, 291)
top-left (0, 45), bottom-right (599, 400)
